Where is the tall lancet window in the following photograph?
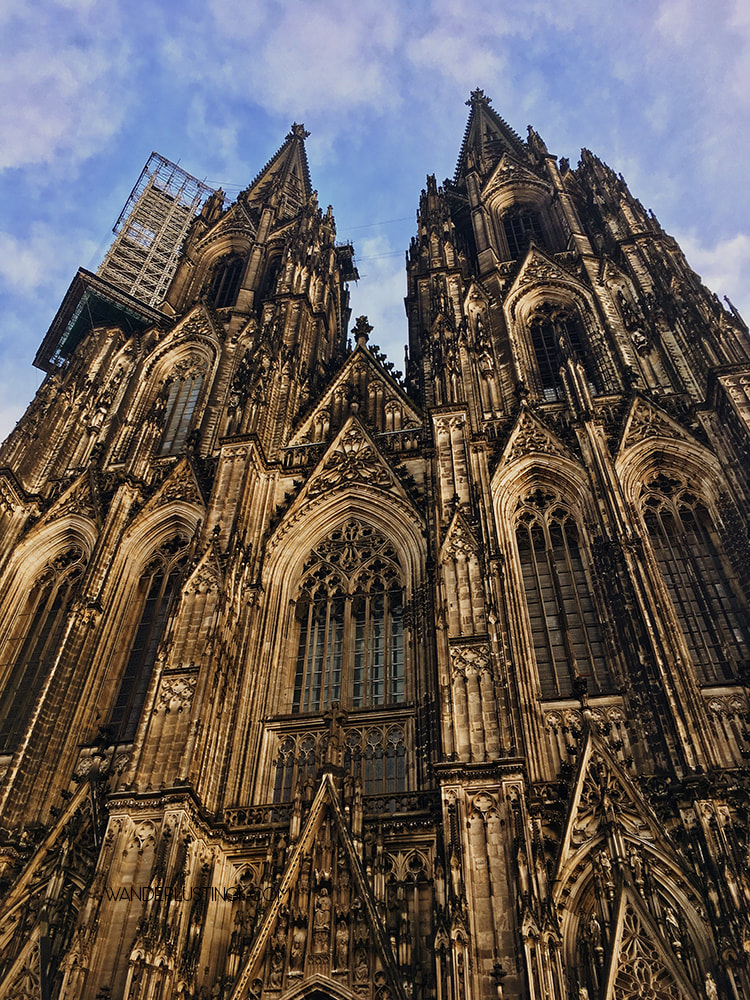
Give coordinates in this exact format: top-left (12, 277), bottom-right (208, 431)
top-left (516, 490), bottom-right (611, 698)
top-left (292, 520), bottom-right (406, 713)
top-left (529, 306), bottom-right (600, 402)
top-left (503, 206), bottom-right (544, 258)
top-left (0, 547), bottom-right (86, 754)
top-left (158, 356), bottom-right (207, 456)
top-left (109, 537), bottom-right (188, 742)
top-left (642, 475), bottom-right (750, 684)
top-left (209, 255), bottom-right (244, 308)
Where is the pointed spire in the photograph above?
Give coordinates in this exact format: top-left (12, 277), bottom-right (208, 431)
top-left (239, 121), bottom-right (313, 212)
top-left (454, 88), bottom-right (527, 184)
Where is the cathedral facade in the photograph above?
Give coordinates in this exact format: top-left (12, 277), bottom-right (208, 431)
top-left (0, 91), bottom-right (749, 1000)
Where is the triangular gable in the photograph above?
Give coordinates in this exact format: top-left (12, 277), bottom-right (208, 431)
top-left (601, 886), bottom-right (700, 1000)
top-left (184, 538), bottom-right (224, 593)
top-left (496, 407), bottom-right (574, 470)
top-left (0, 782), bottom-right (99, 998)
top-left (463, 279), bottom-right (493, 317)
top-left (505, 245), bottom-right (586, 312)
top-left (617, 395), bottom-right (700, 457)
top-left (230, 772), bottom-right (405, 1000)
top-left (0, 468), bottom-right (28, 515)
top-left (167, 302), bottom-right (224, 346)
top-left (136, 457), bottom-right (205, 519)
top-left (482, 151), bottom-right (551, 202)
top-left (288, 346), bottom-right (421, 448)
top-left (290, 417), bottom-right (412, 512)
top-left (194, 198), bottom-right (257, 254)
top-left (36, 467), bottom-right (100, 528)
top-left (440, 509), bottom-right (479, 561)
top-left (553, 727), bottom-right (680, 896)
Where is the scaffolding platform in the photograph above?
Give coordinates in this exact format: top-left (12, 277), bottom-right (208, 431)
top-left (97, 152), bottom-right (216, 308)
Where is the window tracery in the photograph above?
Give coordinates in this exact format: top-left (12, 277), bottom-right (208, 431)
top-left (529, 304), bottom-right (600, 402)
top-left (291, 520), bottom-right (406, 714)
top-left (515, 490), bottom-right (611, 698)
top-left (641, 474), bottom-right (750, 684)
top-left (503, 206), bottom-right (544, 258)
top-left (271, 723), bottom-right (407, 803)
top-left (0, 546), bottom-right (86, 754)
top-left (158, 355), bottom-right (207, 456)
top-left (109, 535), bottom-right (189, 742)
top-left (209, 254), bottom-right (244, 308)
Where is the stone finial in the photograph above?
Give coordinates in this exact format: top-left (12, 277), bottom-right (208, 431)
top-left (352, 316), bottom-right (373, 348)
top-left (467, 88), bottom-right (492, 107)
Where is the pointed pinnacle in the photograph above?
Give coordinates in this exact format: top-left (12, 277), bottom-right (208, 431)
top-left (466, 87), bottom-right (492, 107)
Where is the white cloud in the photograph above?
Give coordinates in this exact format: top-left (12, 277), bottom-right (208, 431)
top-left (0, 224), bottom-right (97, 294)
top-left (676, 231), bottom-right (750, 320)
top-left (349, 235), bottom-right (408, 364)
top-left (194, 0), bottom-right (403, 117)
top-left (0, 0), bottom-right (134, 171)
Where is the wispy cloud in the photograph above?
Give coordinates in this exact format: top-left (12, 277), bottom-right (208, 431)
top-left (0, 224), bottom-right (97, 293)
top-left (0, 0), bottom-right (134, 171)
top-left (675, 231), bottom-right (750, 320)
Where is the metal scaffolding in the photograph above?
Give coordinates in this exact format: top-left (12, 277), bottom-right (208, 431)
top-left (97, 152), bottom-right (216, 308)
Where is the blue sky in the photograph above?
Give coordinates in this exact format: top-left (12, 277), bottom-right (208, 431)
top-left (1, 0), bottom-right (749, 440)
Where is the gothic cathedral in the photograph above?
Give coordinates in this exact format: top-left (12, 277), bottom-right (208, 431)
top-left (0, 91), bottom-right (749, 1000)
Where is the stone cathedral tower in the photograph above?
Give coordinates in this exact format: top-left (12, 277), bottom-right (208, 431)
top-left (0, 93), bottom-right (749, 1000)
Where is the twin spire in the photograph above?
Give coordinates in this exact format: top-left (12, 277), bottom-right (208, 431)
top-left (239, 91), bottom-right (531, 212)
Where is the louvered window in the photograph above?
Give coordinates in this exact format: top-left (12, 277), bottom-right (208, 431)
top-left (109, 539), bottom-right (188, 742)
top-left (210, 255), bottom-right (244, 308)
top-left (503, 207), bottom-right (544, 258)
top-left (530, 307), bottom-right (600, 402)
top-left (0, 548), bottom-right (85, 754)
top-left (159, 371), bottom-right (204, 456)
top-left (643, 477), bottom-right (750, 683)
top-left (516, 493), bottom-right (611, 698)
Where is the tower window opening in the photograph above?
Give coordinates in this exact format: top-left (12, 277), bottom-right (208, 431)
top-left (109, 540), bottom-right (188, 743)
top-left (643, 479), bottom-right (750, 684)
top-left (529, 308), bottom-right (600, 402)
top-left (159, 371), bottom-right (204, 455)
top-left (209, 255), bottom-right (244, 308)
top-left (0, 549), bottom-right (86, 755)
top-left (504, 207), bottom-right (544, 259)
top-left (516, 496), bottom-right (611, 699)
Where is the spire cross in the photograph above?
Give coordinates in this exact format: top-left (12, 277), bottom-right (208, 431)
top-left (290, 122), bottom-right (311, 139)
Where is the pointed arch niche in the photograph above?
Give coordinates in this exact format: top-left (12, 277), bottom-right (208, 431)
top-left (505, 282), bottom-right (618, 406)
top-left (618, 442), bottom-right (750, 688)
top-left (107, 533), bottom-right (190, 742)
top-left (252, 491), bottom-right (427, 806)
top-left (485, 175), bottom-right (564, 261)
top-left (636, 466), bottom-right (750, 686)
top-left (0, 545), bottom-right (88, 754)
top-left (493, 457), bottom-right (619, 709)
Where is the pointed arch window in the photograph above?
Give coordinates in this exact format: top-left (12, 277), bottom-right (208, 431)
top-left (158, 356), bottom-right (208, 456)
top-left (209, 255), bottom-right (244, 309)
top-left (516, 491), bottom-right (611, 698)
top-left (530, 306), bottom-right (600, 402)
top-left (291, 520), bottom-right (406, 714)
top-left (503, 207), bottom-right (544, 259)
top-left (642, 476), bottom-right (750, 684)
top-left (0, 547), bottom-right (86, 754)
top-left (109, 537), bottom-right (188, 742)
